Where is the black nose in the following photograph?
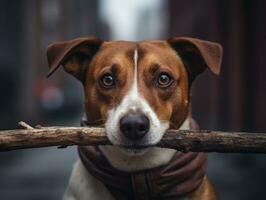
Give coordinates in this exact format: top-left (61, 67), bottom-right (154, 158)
top-left (120, 113), bottom-right (150, 140)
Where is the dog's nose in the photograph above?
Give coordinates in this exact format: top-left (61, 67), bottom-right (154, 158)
top-left (120, 114), bottom-right (150, 140)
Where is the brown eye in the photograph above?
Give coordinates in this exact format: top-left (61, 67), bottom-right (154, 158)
top-left (157, 73), bottom-right (173, 88)
top-left (100, 73), bottom-right (115, 88)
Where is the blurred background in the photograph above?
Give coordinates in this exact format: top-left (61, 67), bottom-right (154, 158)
top-left (0, 0), bottom-right (266, 199)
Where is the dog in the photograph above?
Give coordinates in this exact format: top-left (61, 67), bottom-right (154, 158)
top-left (46, 36), bottom-right (222, 200)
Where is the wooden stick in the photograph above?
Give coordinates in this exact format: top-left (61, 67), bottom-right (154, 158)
top-left (0, 122), bottom-right (266, 153)
top-left (18, 121), bottom-right (34, 130)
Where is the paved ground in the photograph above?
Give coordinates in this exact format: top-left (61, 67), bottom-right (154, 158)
top-left (0, 147), bottom-right (77, 200)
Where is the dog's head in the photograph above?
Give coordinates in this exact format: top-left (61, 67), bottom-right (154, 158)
top-left (47, 37), bottom-right (222, 154)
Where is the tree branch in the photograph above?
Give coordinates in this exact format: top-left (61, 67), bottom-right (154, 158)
top-left (0, 122), bottom-right (266, 153)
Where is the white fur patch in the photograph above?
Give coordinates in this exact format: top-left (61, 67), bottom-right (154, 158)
top-left (105, 48), bottom-right (169, 147)
top-left (100, 145), bottom-right (176, 171)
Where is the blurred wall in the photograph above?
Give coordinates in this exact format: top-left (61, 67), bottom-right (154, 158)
top-left (0, 1), bottom-right (23, 129)
top-left (0, 0), bottom-right (108, 130)
top-left (0, 1), bottom-right (108, 200)
top-left (169, 0), bottom-right (266, 132)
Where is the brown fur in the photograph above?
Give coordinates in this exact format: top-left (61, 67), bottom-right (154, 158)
top-left (138, 41), bottom-right (189, 129)
top-left (81, 40), bottom-right (190, 129)
top-left (46, 37), bottom-right (223, 200)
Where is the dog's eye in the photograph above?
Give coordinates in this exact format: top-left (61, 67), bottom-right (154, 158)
top-left (100, 74), bottom-right (115, 88)
top-left (157, 73), bottom-right (173, 88)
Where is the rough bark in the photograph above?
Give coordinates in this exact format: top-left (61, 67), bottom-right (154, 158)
top-left (0, 122), bottom-right (266, 153)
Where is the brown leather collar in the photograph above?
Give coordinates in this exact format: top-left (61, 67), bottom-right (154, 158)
top-left (78, 118), bottom-right (207, 200)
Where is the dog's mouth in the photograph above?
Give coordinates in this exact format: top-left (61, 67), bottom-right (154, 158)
top-left (119, 143), bottom-right (155, 149)
top-left (117, 143), bottom-right (156, 154)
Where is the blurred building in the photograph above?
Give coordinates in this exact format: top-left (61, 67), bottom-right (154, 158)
top-left (169, 0), bottom-right (266, 133)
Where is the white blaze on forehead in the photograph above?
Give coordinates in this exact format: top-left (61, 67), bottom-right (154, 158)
top-left (134, 48), bottom-right (138, 83)
top-left (118, 48), bottom-right (139, 111)
top-left (131, 48), bottom-right (138, 97)
top-left (105, 47), bottom-right (169, 145)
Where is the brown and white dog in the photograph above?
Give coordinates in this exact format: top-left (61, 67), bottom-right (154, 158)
top-left (46, 37), bottom-right (222, 200)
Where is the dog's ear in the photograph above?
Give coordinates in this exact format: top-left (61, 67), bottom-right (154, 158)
top-left (46, 37), bottom-right (103, 82)
top-left (167, 37), bottom-right (223, 84)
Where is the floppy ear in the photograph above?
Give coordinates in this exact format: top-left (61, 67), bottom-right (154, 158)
top-left (46, 37), bottom-right (103, 82)
top-left (167, 37), bottom-right (223, 84)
